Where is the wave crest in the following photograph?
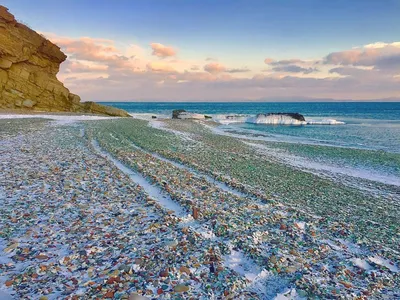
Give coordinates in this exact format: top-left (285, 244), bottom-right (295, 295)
top-left (214, 113), bottom-right (345, 125)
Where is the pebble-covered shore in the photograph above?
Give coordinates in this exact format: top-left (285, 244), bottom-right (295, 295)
top-left (1, 117), bottom-right (399, 299)
top-left (0, 121), bottom-right (251, 299)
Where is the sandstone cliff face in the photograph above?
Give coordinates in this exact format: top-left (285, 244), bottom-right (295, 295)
top-left (0, 6), bottom-right (129, 117)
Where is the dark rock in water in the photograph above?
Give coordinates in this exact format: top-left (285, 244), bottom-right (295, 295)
top-left (151, 115), bottom-right (157, 119)
top-left (172, 109), bottom-right (186, 119)
top-left (204, 115), bottom-right (212, 119)
top-left (257, 113), bottom-right (305, 121)
top-left (172, 109), bottom-right (206, 120)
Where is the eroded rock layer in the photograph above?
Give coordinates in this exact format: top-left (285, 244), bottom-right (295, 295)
top-left (0, 6), bottom-right (129, 117)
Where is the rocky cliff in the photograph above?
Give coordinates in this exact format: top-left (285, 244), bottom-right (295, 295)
top-left (0, 6), bottom-right (129, 117)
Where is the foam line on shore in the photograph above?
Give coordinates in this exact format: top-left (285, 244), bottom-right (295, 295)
top-left (149, 120), bottom-right (196, 142)
top-left (0, 114), bottom-right (116, 124)
top-left (200, 122), bottom-right (359, 150)
top-left (245, 141), bottom-right (400, 187)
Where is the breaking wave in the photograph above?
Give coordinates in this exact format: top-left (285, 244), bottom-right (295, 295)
top-left (214, 114), bottom-right (345, 125)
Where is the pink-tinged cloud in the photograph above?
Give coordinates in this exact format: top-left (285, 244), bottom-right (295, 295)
top-left (179, 71), bottom-right (217, 82)
top-left (47, 36), bottom-right (118, 61)
top-left (271, 59), bottom-right (305, 65)
top-left (325, 42), bottom-right (400, 70)
top-left (325, 49), bottom-right (379, 65)
top-left (62, 60), bottom-right (108, 73)
top-left (44, 32), bottom-right (399, 101)
top-left (44, 33), bottom-right (149, 75)
top-left (146, 61), bottom-right (176, 73)
top-left (150, 43), bottom-right (176, 57)
top-left (65, 71), bottom-right (399, 101)
top-left (264, 58), bottom-right (307, 65)
top-left (203, 63), bottom-right (249, 74)
top-left (204, 62), bottom-right (226, 73)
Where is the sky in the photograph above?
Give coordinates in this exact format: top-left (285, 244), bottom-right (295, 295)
top-left (3, 0), bottom-right (400, 101)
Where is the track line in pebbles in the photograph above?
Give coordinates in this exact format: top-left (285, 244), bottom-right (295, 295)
top-left (93, 122), bottom-right (399, 298)
top-left (91, 140), bottom-right (184, 216)
top-left (95, 133), bottom-right (339, 298)
top-left (128, 141), bottom-right (248, 198)
top-left (91, 139), bottom-right (277, 298)
top-left (0, 126), bottom-right (255, 299)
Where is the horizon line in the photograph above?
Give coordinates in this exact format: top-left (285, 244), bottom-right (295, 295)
top-left (95, 99), bottom-right (400, 103)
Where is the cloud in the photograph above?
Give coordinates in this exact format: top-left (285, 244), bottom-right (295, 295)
top-left (44, 32), bottom-right (400, 101)
top-left (204, 62), bottom-right (226, 73)
top-left (47, 35), bottom-right (118, 62)
top-left (324, 42), bottom-right (400, 71)
top-left (150, 43), bottom-right (176, 57)
top-left (225, 67), bottom-right (251, 73)
top-left (205, 57), bottom-right (217, 61)
top-left (68, 70), bottom-right (399, 101)
top-left (263, 58), bottom-right (318, 74)
top-left (179, 71), bottom-right (218, 82)
top-left (328, 67), bottom-right (381, 82)
top-left (146, 61), bottom-right (176, 73)
top-left (267, 59), bottom-right (306, 66)
top-left (373, 55), bottom-right (400, 71)
top-left (364, 41), bottom-right (400, 49)
top-left (62, 60), bottom-right (108, 73)
top-left (272, 65), bottom-right (318, 74)
top-left (203, 63), bottom-right (249, 74)
top-left (44, 33), bottom-right (143, 74)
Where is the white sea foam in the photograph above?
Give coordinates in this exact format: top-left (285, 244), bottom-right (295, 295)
top-left (126, 112), bottom-right (345, 126)
top-left (306, 119), bottom-right (345, 125)
top-left (0, 114), bottom-right (116, 124)
top-left (213, 114), bottom-right (345, 125)
top-left (148, 120), bottom-right (197, 142)
top-left (213, 114), bottom-right (249, 124)
top-left (175, 112), bottom-right (206, 119)
top-left (129, 113), bottom-right (170, 120)
top-left (248, 115), bottom-right (306, 125)
top-left (245, 142), bottom-right (400, 187)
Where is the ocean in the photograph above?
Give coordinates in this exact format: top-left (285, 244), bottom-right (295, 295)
top-left (102, 102), bottom-right (400, 186)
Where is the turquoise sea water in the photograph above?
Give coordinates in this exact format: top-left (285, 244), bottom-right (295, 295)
top-left (101, 102), bottom-right (400, 185)
top-left (102, 102), bottom-right (400, 151)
